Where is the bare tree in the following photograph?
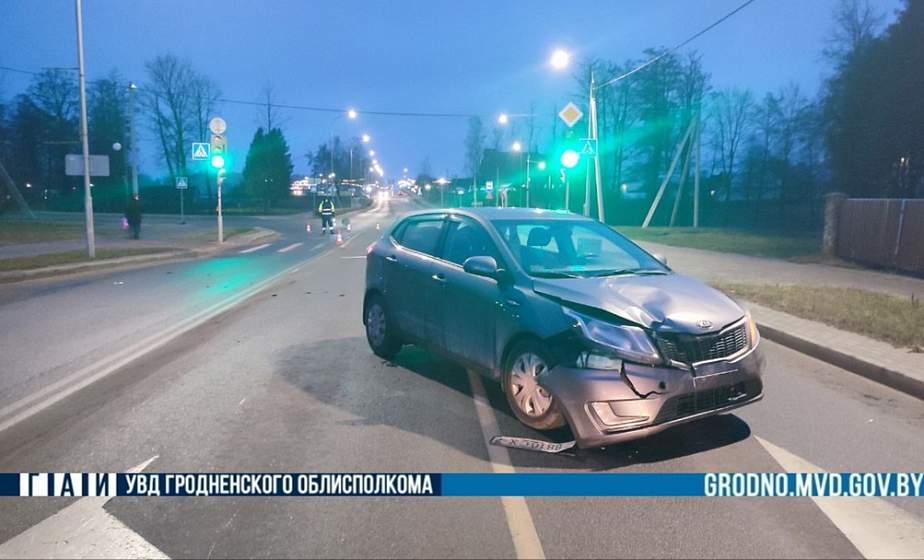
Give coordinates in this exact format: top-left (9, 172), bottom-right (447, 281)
top-left (708, 88), bottom-right (753, 201)
top-left (191, 74), bottom-right (220, 143)
top-left (774, 83), bottom-right (809, 211)
top-left (28, 69), bottom-right (77, 125)
top-left (144, 54), bottom-right (196, 178)
top-left (464, 116), bottom-right (485, 181)
top-left (824, 0), bottom-right (885, 62)
top-left (256, 83), bottom-right (286, 131)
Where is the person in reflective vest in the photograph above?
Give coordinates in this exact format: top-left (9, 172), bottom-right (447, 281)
top-left (318, 197), bottom-right (336, 234)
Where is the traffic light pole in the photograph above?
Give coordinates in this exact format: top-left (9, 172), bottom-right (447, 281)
top-left (217, 171), bottom-right (224, 244)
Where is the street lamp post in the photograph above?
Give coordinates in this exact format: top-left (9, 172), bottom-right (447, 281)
top-left (127, 82), bottom-right (139, 199)
top-left (74, 0), bottom-right (95, 259)
top-left (329, 108), bottom-right (357, 186)
top-left (435, 177), bottom-right (449, 207)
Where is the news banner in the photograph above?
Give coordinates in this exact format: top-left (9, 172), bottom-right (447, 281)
top-left (3, 472), bottom-right (922, 497)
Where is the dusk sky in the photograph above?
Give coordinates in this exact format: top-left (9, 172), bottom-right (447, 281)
top-left (2, 0), bottom-right (901, 179)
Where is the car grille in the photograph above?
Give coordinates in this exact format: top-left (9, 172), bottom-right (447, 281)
top-left (657, 322), bottom-right (748, 365)
top-left (654, 379), bottom-right (762, 424)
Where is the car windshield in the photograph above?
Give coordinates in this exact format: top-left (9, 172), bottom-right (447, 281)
top-left (492, 219), bottom-right (668, 278)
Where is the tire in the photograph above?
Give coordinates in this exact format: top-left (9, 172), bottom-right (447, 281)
top-left (364, 294), bottom-right (402, 360)
top-left (502, 340), bottom-right (566, 430)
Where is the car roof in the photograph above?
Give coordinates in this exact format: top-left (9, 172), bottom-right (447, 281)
top-left (402, 207), bottom-right (594, 222)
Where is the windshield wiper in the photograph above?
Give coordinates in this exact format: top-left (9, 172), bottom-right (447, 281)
top-left (530, 271), bottom-right (582, 279)
top-left (584, 268), bottom-right (669, 277)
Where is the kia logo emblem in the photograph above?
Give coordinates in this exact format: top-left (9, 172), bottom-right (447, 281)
top-left (696, 319), bottom-right (713, 329)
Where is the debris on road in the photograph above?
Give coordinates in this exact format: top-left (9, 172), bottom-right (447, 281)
top-left (490, 435), bottom-right (576, 454)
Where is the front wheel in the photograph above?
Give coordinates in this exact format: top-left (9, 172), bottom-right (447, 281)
top-left (503, 341), bottom-right (565, 430)
top-left (364, 294), bottom-right (401, 360)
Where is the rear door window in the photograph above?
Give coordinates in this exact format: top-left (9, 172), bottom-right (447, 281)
top-left (441, 217), bottom-right (502, 266)
top-left (394, 216), bottom-right (446, 256)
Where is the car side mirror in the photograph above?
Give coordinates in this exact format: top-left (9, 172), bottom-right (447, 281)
top-left (463, 256), bottom-right (500, 279)
top-left (652, 252), bottom-right (668, 267)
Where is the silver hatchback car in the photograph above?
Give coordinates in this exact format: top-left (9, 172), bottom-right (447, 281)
top-left (363, 208), bottom-right (764, 449)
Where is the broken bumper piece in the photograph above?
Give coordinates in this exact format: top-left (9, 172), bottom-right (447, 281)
top-left (539, 345), bottom-right (765, 449)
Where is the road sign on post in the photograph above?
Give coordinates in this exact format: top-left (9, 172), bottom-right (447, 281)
top-left (558, 102), bottom-right (583, 128)
top-left (176, 177), bottom-right (188, 224)
top-left (65, 154), bottom-right (110, 177)
top-left (580, 138), bottom-right (598, 156)
top-left (192, 142), bottom-right (210, 160)
top-left (208, 117), bottom-right (227, 136)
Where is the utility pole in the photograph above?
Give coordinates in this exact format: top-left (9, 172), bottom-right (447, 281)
top-left (74, 0), bottom-right (95, 259)
top-left (127, 82), bottom-right (139, 198)
top-left (525, 152), bottom-right (531, 208)
top-left (693, 113), bottom-right (702, 228)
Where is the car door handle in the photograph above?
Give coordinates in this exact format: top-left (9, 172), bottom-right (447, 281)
top-left (505, 299), bottom-right (521, 307)
top-left (431, 273), bottom-right (447, 283)
top-left (384, 255), bottom-right (398, 263)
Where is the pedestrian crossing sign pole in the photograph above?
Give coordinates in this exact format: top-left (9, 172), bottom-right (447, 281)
top-left (175, 176), bottom-right (188, 224)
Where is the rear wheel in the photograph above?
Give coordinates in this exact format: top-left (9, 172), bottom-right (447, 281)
top-left (365, 294), bottom-right (401, 360)
top-left (503, 340), bottom-right (565, 430)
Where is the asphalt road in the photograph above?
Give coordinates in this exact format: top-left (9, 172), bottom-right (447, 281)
top-left (0, 197), bottom-right (922, 559)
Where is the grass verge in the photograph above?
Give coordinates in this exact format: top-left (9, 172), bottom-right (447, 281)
top-left (0, 221), bottom-right (86, 245)
top-left (715, 282), bottom-right (924, 349)
top-left (617, 226), bottom-right (820, 260)
top-left (0, 247), bottom-right (176, 272)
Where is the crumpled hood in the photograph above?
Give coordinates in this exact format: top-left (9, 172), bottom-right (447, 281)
top-left (532, 273), bottom-right (744, 333)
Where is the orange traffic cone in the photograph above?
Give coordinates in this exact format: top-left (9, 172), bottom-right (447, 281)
top-left (336, 231), bottom-right (343, 245)
top-left (306, 223), bottom-right (311, 234)
top-left (347, 223), bottom-right (352, 232)
top-left (376, 223), bottom-right (380, 231)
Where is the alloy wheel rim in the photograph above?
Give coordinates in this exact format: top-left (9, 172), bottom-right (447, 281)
top-left (509, 352), bottom-right (552, 417)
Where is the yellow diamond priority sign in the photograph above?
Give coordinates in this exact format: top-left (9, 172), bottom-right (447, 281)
top-left (558, 102), bottom-right (583, 128)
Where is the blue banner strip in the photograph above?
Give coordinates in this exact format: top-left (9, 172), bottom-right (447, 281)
top-left (443, 473), bottom-right (706, 496)
top-left (0, 473), bottom-right (18, 496)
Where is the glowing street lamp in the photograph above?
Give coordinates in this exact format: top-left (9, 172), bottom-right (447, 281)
top-left (511, 141), bottom-right (522, 153)
top-left (537, 161), bottom-right (547, 171)
top-left (361, 133), bottom-right (371, 143)
top-left (369, 150), bottom-right (375, 157)
top-left (498, 113), bottom-right (509, 125)
top-left (560, 149), bottom-right (580, 169)
top-left (347, 108), bottom-right (358, 120)
top-left (550, 48), bottom-right (570, 70)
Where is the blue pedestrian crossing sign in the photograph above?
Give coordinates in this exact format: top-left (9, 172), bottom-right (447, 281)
top-left (580, 138), bottom-right (597, 156)
top-left (192, 142), bottom-right (210, 160)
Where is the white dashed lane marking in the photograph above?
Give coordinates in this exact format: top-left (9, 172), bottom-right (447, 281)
top-left (277, 242), bottom-right (303, 253)
top-left (238, 243), bottom-right (271, 254)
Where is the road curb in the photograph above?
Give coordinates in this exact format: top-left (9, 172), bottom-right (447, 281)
top-left (0, 227), bottom-right (279, 283)
top-left (756, 321), bottom-right (924, 400)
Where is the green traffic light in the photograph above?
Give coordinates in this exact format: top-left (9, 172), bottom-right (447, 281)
top-left (560, 149), bottom-right (579, 169)
top-left (211, 154), bottom-right (225, 169)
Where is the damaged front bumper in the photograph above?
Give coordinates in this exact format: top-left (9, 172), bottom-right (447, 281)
top-left (539, 344), bottom-right (765, 449)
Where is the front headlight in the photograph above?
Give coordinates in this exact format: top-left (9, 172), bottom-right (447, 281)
top-left (745, 310), bottom-right (760, 347)
top-left (562, 307), bottom-right (662, 365)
